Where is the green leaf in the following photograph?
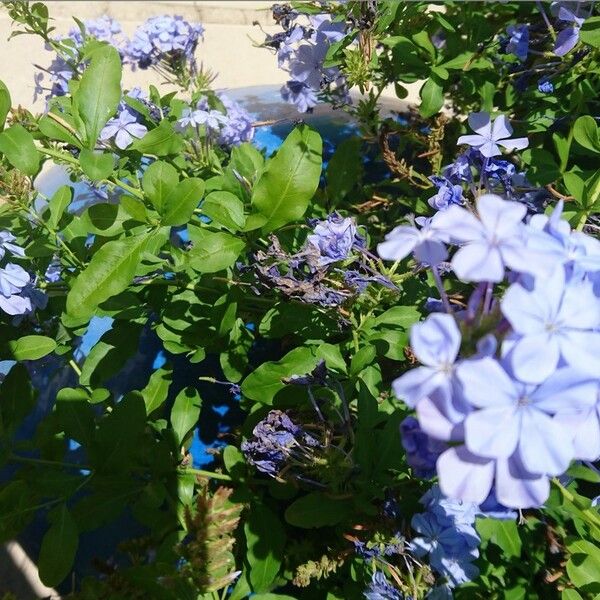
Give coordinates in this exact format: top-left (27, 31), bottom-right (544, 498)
top-left (0, 80), bottom-right (11, 131)
top-left (563, 172), bottom-right (585, 205)
top-left (161, 177), bottom-right (205, 226)
top-left (241, 347), bottom-right (318, 404)
top-left (476, 518), bottom-right (522, 558)
top-left (170, 386), bottom-right (202, 444)
top-left (47, 185), bottom-right (72, 230)
top-left (315, 343), bottom-right (346, 373)
top-left (0, 124), bottom-right (40, 175)
top-left (79, 321), bottom-right (142, 386)
top-left (562, 590), bottom-right (583, 600)
top-left (38, 113), bottom-right (82, 147)
top-left (79, 148), bottom-right (114, 180)
top-left (285, 492), bottom-right (352, 528)
top-left (9, 335), bottom-right (56, 361)
top-left (131, 119), bottom-right (183, 156)
top-left (245, 503), bottom-right (285, 592)
top-left (187, 227), bottom-right (245, 273)
top-left (120, 195), bottom-right (149, 223)
top-left (521, 148), bottom-right (560, 185)
top-left (55, 388), bottom-right (96, 447)
top-left (251, 124), bottom-right (322, 233)
top-left (92, 392), bottom-right (147, 472)
top-left (419, 77), bottom-right (444, 118)
top-left (326, 137), bottom-right (363, 204)
top-left (573, 116), bottom-right (600, 153)
top-left (230, 142), bottom-right (264, 183)
top-left (66, 233), bottom-right (152, 320)
top-left (141, 160), bottom-right (179, 213)
top-left (566, 539), bottom-right (600, 588)
top-left (38, 504), bottom-right (79, 587)
top-left (580, 16), bottom-right (600, 48)
top-left (141, 366), bottom-right (172, 414)
top-left (202, 190), bottom-right (246, 232)
top-left (73, 44), bottom-right (122, 148)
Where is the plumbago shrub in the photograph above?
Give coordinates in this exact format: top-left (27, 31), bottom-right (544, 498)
top-left (0, 1), bottom-right (599, 599)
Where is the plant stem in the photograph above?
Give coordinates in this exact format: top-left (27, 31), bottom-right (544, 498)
top-left (552, 477), bottom-right (600, 530)
top-left (184, 467), bottom-right (233, 482)
top-left (10, 453), bottom-right (90, 471)
top-left (37, 147), bottom-right (145, 200)
top-left (431, 265), bottom-right (452, 314)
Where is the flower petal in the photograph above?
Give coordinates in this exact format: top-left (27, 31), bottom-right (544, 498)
top-left (456, 357), bottom-right (517, 408)
top-left (518, 409), bottom-right (573, 475)
top-left (437, 446), bottom-right (495, 504)
top-left (495, 454), bottom-right (550, 508)
top-left (468, 112), bottom-right (492, 136)
top-left (465, 405), bottom-right (520, 459)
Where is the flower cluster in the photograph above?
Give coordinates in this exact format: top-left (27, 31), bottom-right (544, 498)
top-left (185, 93), bottom-right (254, 146)
top-left (240, 409), bottom-right (320, 477)
top-left (124, 15), bottom-right (204, 71)
top-left (36, 14), bottom-right (204, 102)
top-left (378, 111), bottom-right (600, 508)
top-left (243, 213), bottom-right (393, 307)
top-left (410, 486), bottom-right (480, 588)
top-left (264, 10), bottom-right (348, 112)
top-left (382, 191), bottom-right (600, 507)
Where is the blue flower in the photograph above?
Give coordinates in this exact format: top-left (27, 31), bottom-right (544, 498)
top-left (377, 216), bottom-right (448, 267)
top-left (457, 112), bottom-right (528, 158)
top-left (538, 79), bottom-right (554, 94)
top-left (410, 508), bottom-right (480, 587)
top-left (553, 4), bottom-right (585, 56)
top-left (428, 177), bottom-right (464, 211)
top-left (392, 313), bottom-right (461, 408)
top-left (100, 108), bottom-right (147, 149)
top-left (0, 263), bottom-right (32, 315)
top-left (400, 416), bottom-right (447, 478)
top-left (364, 571), bottom-right (403, 600)
top-left (501, 267), bottom-right (600, 382)
top-left (126, 15), bottom-right (204, 69)
top-left (0, 231), bottom-right (25, 260)
top-left (506, 24), bottom-right (529, 61)
top-left (280, 80), bottom-right (318, 113)
top-left (458, 358), bottom-right (596, 476)
top-left (433, 194), bottom-right (551, 282)
top-left (307, 213), bottom-right (358, 265)
top-left (241, 410), bottom-right (320, 477)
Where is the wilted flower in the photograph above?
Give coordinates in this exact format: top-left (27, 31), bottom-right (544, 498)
top-left (307, 213), bottom-right (359, 265)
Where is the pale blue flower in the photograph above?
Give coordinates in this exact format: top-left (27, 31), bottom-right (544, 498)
top-left (506, 24), bottom-right (529, 61)
top-left (281, 80), bottom-right (318, 113)
top-left (457, 357), bottom-right (596, 475)
top-left (501, 267), bottom-right (600, 382)
top-left (433, 194), bottom-right (553, 282)
top-left (0, 232), bottom-right (25, 260)
top-left (100, 109), bottom-right (147, 149)
top-left (437, 445), bottom-right (550, 508)
top-left (377, 216), bottom-right (448, 266)
top-left (364, 571), bottom-right (402, 600)
top-left (0, 263), bottom-right (31, 315)
top-left (392, 313), bottom-right (461, 407)
top-left (457, 112), bottom-right (528, 158)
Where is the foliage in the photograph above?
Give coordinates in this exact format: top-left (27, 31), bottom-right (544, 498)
top-left (0, 2), bottom-right (598, 600)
